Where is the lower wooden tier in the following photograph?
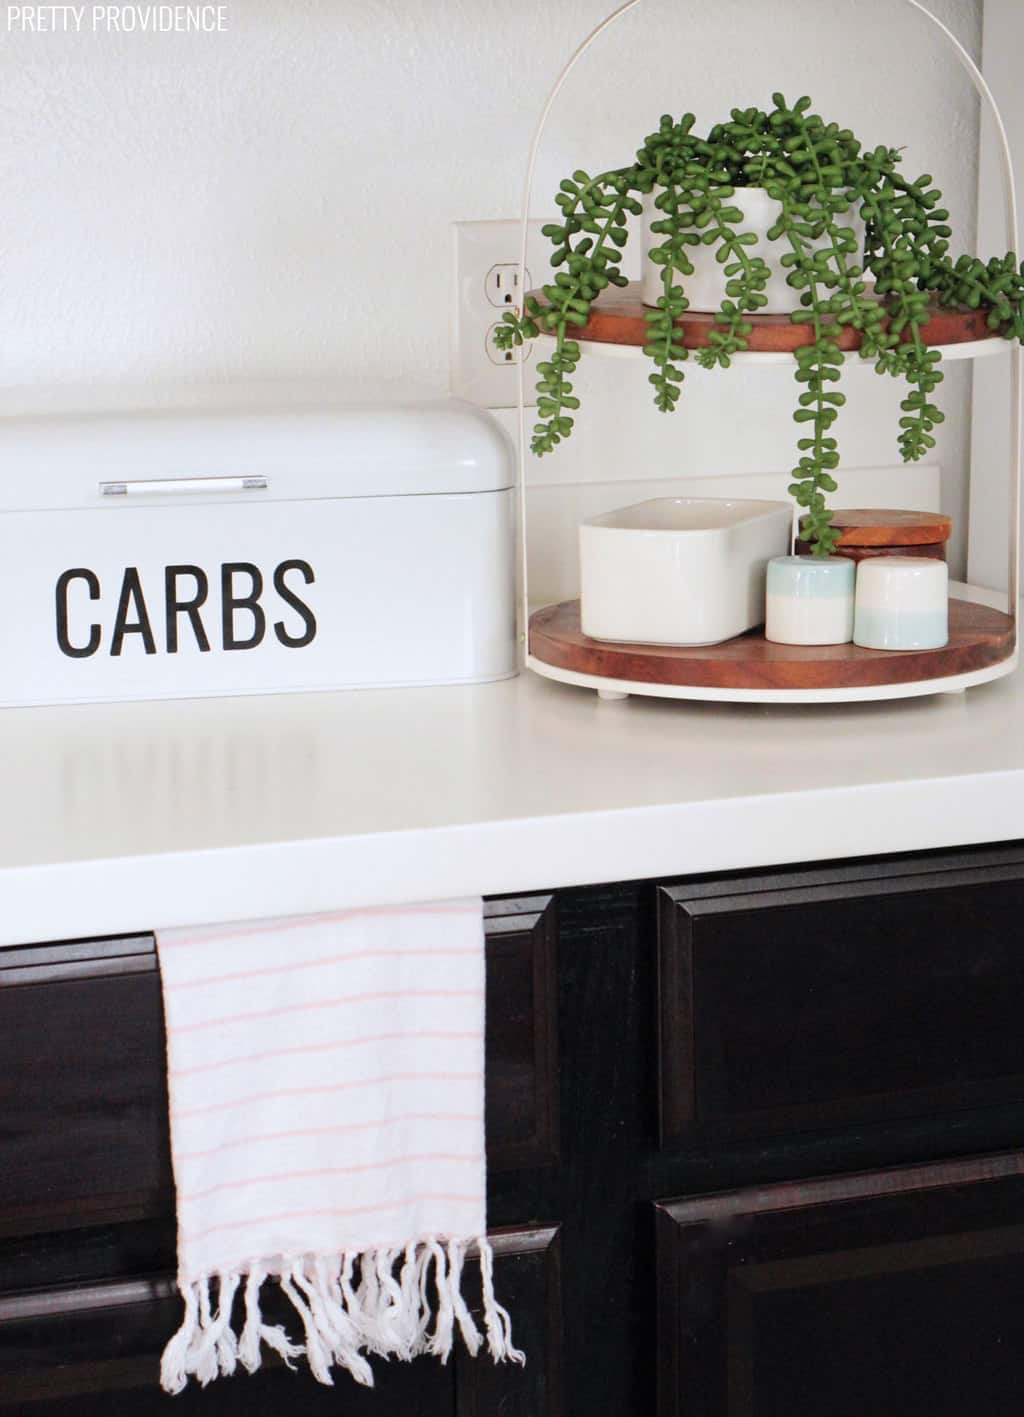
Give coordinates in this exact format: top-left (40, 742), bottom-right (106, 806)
top-left (529, 597), bottom-right (1016, 696)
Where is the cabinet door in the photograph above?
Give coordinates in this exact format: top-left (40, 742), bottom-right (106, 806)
top-left (656, 1150), bottom-right (1024, 1417)
top-left (657, 850), bottom-right (1024, 1144)
top-left (484, 895), bottom-right (559, 1171)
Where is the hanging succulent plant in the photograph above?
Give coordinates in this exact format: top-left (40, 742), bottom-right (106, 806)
top-left (496, 93), bottom-right (1024, 555)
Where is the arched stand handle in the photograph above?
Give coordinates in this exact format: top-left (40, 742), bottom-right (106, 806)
top-left (515, 0), bottom-right (1022, 659)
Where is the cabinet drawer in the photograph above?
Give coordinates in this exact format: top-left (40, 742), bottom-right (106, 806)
top-left (658, 850), bottom-right (1024, 1145)
top-left (656, 1151), bottom-right (1024, 1417)
top-left (0, 935), bottom-right (170, 1238)
top-left (0, 1226), bottom-right (558, 1414)
top-left (0, 1283), bottom-right (452, 1412)
top-left (0, 899), bottom-right (557, 1250)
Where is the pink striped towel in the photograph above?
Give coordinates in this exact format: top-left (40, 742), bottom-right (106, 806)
top-left (155, 898), bottom-right (521, 1392)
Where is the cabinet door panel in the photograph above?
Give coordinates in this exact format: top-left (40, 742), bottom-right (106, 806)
top-left (656, 1150), bottom-right (1024, 1417)
top-left (658, 853), bottom-right (1024, 1144)
top-left (484, 895), bottom-right (559, 1170)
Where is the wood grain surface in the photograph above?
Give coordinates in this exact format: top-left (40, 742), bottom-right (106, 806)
top-left (529, 598), bottom-right (1015, 691)
top-left (531, 283), bottom-right (1002, 353)
top-left (795, 509), bottom-right (953, 562)
top-left (821, 509), bottom-right (954, 547)
top-left (795, 542), bottom-right (948, 563)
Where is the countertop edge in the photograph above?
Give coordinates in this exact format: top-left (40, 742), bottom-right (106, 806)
top-left (3, 769), bottom-right (1023, 947)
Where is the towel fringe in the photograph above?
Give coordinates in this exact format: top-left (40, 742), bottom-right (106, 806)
top-left (159, 1278), bottom-right (199, 1395)
top-left (160, 1238), bottom-right (521, 1393)
top-left (239, 1262), bottom-right (305, 1373)
top-left (479, 1239), bottom-right (525, 1365)
top-left (448, 1237), bottom-right (484, 1356)
top-left (294, 1259), bottom-right (374, 1386)
top-left (427, 1240), bottom-right (456, 1360)
top-left (208, 1272), bottom-right (240, 1379)
top-left (283, 1261), bottom-right (339, 1386)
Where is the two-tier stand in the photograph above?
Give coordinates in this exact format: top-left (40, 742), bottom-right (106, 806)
top-left (515, 0), bottom-right (1023, 703)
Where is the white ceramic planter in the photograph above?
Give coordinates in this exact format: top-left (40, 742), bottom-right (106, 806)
top-left (579, 497), bottom-right (793, 647)
top-left (641, 185), bottom-right (866, 314)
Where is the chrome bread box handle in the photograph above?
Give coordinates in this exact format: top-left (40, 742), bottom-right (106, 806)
top-left (99, 475), bottom-right (269, 497)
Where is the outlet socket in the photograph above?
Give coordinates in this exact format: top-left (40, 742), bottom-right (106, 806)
top-left (486, 321), bottom-right (533, 367)
top-left (486, 263), bottom-right (529, 309)
top-left (451, 219), bottom-right (549, 408)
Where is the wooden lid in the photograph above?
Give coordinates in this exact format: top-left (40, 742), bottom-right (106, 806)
top-left (816, 510), bottom-right (953, 548)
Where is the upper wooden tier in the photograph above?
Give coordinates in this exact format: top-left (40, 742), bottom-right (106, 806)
top-left (529, 282), bottom-right (1002, 354)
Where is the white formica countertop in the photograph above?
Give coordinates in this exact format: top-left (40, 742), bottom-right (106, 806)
top-left (2, 651), bottom-right (1024, 948)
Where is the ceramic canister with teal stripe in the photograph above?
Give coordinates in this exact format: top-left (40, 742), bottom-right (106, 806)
top-left (765, 555), bottom-right (855, 646)
top-left (854, 556), bottom-right (949, 651)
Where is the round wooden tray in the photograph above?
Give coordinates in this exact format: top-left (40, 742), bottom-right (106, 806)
top-left (529, 597), bottom-right (1016, 697)
top-left (530, 283), bottom-right (1003, 356)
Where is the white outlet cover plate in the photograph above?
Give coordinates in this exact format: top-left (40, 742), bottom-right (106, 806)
top-left (450, 219), bottom-right (552, 409)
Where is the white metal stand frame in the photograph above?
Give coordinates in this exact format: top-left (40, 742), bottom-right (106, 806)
top-left (515, 0), bottom-right (1023, 704)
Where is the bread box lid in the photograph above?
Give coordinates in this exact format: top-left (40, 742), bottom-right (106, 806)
top-left (0, 399), bottom-right (512, 514)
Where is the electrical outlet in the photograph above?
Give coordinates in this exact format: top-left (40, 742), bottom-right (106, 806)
top-left (485, 322), bottom-right (532, 368)
top-left (451, 219), bottom-right (550, 408)
top-left (485, 264), bottom-right (527, 309)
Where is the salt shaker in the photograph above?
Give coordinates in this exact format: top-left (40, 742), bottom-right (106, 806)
top-left (853, 557), bottom-right (949, 651)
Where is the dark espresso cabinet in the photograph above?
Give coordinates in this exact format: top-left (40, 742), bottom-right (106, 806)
top-left (5, 843), bottom-right (1024, 1413)
top-left (0, 900), bottom-right (561, 1416)
top-left (656, 854), bottom-right (1024, 1144)
top-left (656, 1154), bottom-right (1024, 1417)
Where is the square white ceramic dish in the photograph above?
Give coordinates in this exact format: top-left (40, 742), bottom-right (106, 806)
top-left (579, 497), bottom-right (793, 646)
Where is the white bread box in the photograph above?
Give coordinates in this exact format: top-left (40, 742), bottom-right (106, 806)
top-left (0, 400), bottom-right (516, 707)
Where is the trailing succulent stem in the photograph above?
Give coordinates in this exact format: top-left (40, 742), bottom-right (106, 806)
top-left (495, 169), bottom-right (637, 453)
top-left (644, 181), bottom-right (692, 410)
top-left (497, 94), bottom-right (1024, 553)
top-left (776, 194), bottom-right (845, 557)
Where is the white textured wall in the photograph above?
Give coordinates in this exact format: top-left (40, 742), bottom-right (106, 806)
top-left (0, 0), bottom-right (984, 560)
